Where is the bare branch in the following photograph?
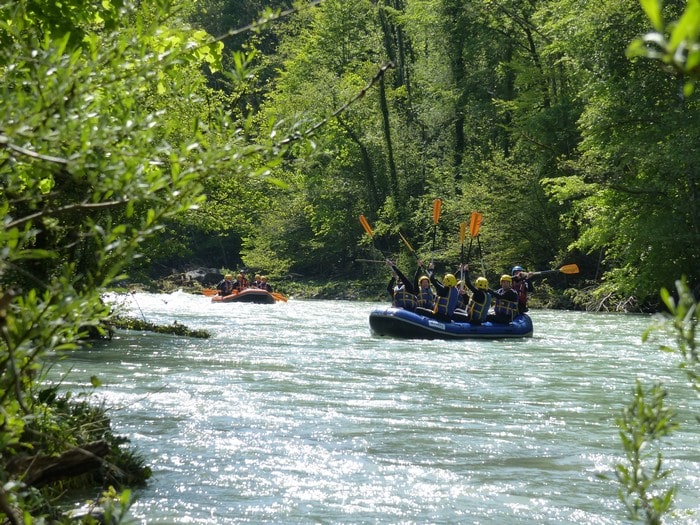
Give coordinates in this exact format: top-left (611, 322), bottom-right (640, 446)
top-left (0, 134), bottom-right (69, 165)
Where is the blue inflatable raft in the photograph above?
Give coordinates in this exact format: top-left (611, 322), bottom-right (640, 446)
top-left (369, 307), bottom-right (533, 340)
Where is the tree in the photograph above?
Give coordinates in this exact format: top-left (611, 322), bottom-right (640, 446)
top-left (0, 0), bottom-right (306, 518)
top-left (538, 0), bottom-right (700, 307)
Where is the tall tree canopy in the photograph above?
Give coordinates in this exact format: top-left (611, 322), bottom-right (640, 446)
top-left (233, 0), bottom-right (699, 308)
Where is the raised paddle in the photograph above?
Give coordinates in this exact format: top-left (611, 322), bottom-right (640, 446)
top-left (359, 214), bottom-right (374, 238)
top-left (469, 211), bottom-right (482, 238)
top-left (476, 234), bottom-right (487, 276)
top-left (459, 221), bottom-right (467, 284)
top-left (466, 211), bottom-right (482, 262)
top-left (359, 214), bottom-right (386, 258)
top-left (431, 198), bottom-right (442, 262)
top-left (398, 230), bottom-right (420, 262)
top-left (531, 263), bottom-right (579, 277)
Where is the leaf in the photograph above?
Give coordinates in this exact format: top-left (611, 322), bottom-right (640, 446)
top-left (639, 0), bottom-right (664, 32)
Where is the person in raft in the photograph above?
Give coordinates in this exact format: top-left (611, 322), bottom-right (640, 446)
top-left (216, 274), bottom-right (236, 296)
top-left (237, 269), bottom-right (250, 289)
top-left (461, 266), bottom-right (491, 325)
top-left (233, 273), bottom-right (247, 292)
top-left (385, 259), bottom-right (417, 311)
top-left (415, 273), bottom-right (435, 310)
top-left (511, 264), bottom-right (535, 314)
top-left (457, 278), bottom-right (475, 312)
top-left (486, 274), bottom-right (520, 324)
top-left (426, 272), bottom-right (460, 322)
top-left (259, 275), bottom-right (273, 293)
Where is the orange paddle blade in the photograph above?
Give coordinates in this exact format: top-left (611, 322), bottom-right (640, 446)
top-left (432, 199), bottom-right (442, 224)
top-left (459, 221), bottom-right (466, 244)
top-left (359, 214), bottom-right (373, 237)
top-left (559, 263), bottom-right (579, 274)
top-left (202, 289), bottom-right (218, 296)
top-left (469, 211), bottom-right (482, 238)
top-left (272, 292), bottom-right (288, 302)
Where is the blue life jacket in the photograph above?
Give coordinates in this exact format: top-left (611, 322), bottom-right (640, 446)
top-left (469, 291), bottom-right (491, 322)
top-left (393, 287), bottom-right (417, 311)
top-left (494, 290), bottom-right (518, 322)
top-left (416, 287), bottom-right (435, 309)
top-left (433, 286), bottom-right (459, 317)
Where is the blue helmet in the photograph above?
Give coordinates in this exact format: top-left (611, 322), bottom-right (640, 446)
top-left (511, 265), bottom-right (524, 275)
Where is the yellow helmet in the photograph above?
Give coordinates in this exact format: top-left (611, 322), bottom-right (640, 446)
top-left (500, 274), bottom-right (512, 283)
top-left (419, 275), bottom-right (430, 285)
top-left (224, 274), bottom-right (232, 279)
top-left (443, 273), bottom-right (457, 287)
top-left (475, 277), bottom-right (488, 290)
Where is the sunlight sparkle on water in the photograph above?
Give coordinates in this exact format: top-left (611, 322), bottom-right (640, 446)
top-left (57, 295), bottom-right (700, 524)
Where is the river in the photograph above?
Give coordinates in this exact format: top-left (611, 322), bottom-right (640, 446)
top-left (49, 291), bottom-right (699, 524)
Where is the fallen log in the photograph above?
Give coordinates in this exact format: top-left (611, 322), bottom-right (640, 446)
top-left (7, 440), bottom-right (111, 488)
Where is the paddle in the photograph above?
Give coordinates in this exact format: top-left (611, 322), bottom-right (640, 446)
top-left (466, 211), bottom-right (482, 262)
top-left (459, 221), bottom-right (466, 285)
top-left (464, 211), bottom-right (486, 275)
top-left (476, 234), bottom-right (487, 276)
top-left (431, 198), bottom-right (441, 263)
top-left (398, 230), bottom-right (421, 263)
top-left (469, 211), bottom-right (482, 238)
top-left (272, 292), bottom-right (288, 302)
top-left (530, 263), bottom-right (580, 277)
top-left (359, 214), bottom-right (387, 258)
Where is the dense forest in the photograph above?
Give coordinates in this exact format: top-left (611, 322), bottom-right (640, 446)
top-left (150, 0), bottom-right (699, 312)
top-left (0, 0), bottom-right (698, 521)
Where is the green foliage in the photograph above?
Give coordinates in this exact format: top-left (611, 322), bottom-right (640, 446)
top-left (627, 0), bottom-right (700, 96)
top-left (111, 315), bottom-right (211, 338)
top-left (614, 381), bottom-right (678, 524)
top-left (644, 277), bottom-right (699, 398)
top-left (610, 277), bottom-right (698, 523)
top-left (0, 0), bottom-right (307, 520)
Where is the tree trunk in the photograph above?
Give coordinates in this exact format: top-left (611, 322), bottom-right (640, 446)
top-left (7, 440), bottom-right (111, 488)
top-left (379, 76), bottom-right (399, 199)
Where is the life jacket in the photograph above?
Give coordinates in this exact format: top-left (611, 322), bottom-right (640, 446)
top-left (468, 291), bottom-right (491, 322)
top-left (218, 280), bottom-right (234, 295)
top-left (393, 287), bottom-right (417, 310)
top-left (433, 286), bottom-right (459, 317)
top-left (416, 287), bottom-right (435, 309)
top-left (494, 290), bottom-right (519, 322)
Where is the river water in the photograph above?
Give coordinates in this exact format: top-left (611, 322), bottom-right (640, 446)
top-left (50, 291), bottom-right (699, 524)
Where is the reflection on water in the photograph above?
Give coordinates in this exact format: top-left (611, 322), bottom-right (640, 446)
top-left (48, 291), bottom-right (699, 524)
